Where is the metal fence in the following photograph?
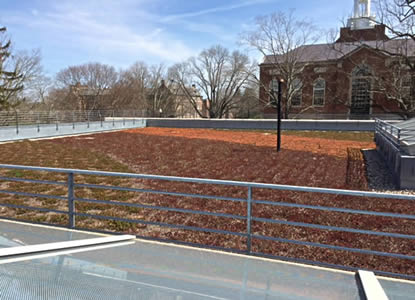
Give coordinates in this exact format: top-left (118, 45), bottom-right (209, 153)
top-left (0, 164), bottom-right (414, 280)
top-left (0, 110), bottom-right (147, 127)
top-left (375, 118), bottom-right (415, 148)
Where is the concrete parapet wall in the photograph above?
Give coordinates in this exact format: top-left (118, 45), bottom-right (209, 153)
top-left (375, 132), bottom-right (415, 189)
top-left (400, 156), bottom-right (415, 189)
top-left (145, 118), bottom-right (383, 131)
top-left (0, 119), bottom-right (146, 142)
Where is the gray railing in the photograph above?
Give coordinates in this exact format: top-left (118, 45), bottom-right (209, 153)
top-left (375, 118), bottom-right (415, 147)
top-left (0, 110), bottom-right (147, 128)
top-left (0, 164), bottom-right (414, 280)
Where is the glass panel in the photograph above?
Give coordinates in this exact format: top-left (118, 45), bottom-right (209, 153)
top-left (314, 79), bottom-right (325, 89)
top-left (379, 278), bottom-right (415, 300)
top-left (313, 89), bottom-right (325, 106)
top-left (0, 220), bottom-right (102, 248)
top-left (313, 79), bottom-right (325, 106)
top-left (0, 240), bottom-right (363, 300)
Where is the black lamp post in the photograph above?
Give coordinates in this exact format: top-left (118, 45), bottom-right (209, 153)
top-left (270, 78), bottom-right (284, 152)
top-left (277, 79), bottom-right (284, 152)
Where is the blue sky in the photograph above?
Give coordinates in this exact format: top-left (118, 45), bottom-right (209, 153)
top-left (1, 0), bottom-right (355, 75)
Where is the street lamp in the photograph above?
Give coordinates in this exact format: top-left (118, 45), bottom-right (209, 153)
top-left (159, 108), bottom-right (163, 118)
top-left (270, 78), bottom-right (284, 152)
top-left (277, 78), bottom-right (284, 152)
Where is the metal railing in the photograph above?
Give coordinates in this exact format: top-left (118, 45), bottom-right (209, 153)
top-left (0, 110), bottom-right (147, 128)
top-left (375, 118), bottom-right (415, 147)
top-left (0, 164), bottom-right (414, 280)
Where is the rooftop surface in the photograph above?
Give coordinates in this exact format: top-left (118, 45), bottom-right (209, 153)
top-left (0, 220), bottom-right (414, 299)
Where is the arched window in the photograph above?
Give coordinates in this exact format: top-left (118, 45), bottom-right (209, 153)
top-left (351, 65), bottom-right (372, 115)
top-left (313, 78), bottom-right (325, 106)
top-left (291, 78), bottom-right (302, 106)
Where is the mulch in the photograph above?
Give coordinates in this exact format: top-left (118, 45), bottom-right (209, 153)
top-left (1, 128), bottom-right (414, 277)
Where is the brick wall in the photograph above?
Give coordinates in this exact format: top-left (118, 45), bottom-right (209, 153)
top-left (260, 46), bottom-right (403, 118)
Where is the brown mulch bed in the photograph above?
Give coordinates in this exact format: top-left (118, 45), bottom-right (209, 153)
top-left (346, 148), bottom-right (368, 190)
top-left (0, 128), bottom-right (413, 277)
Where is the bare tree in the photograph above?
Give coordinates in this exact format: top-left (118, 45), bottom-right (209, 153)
top-left (373, 0), bottom-right (415, 117)
top-left (233, 83), bottom-right (262, 118)
top-left (110, 62), bottom-right (149, 112)
top-left (9, 49), bottom-right (46, 106)
top-left (171, 45), bottom-right (255, 119)
top-left (55, 62), bottom-right (118, 115)
top-left (112, 62), bottom-right (183, 117)
top-left (377, 0), bottom-right (415, 41)
top-left (145, 64), bottom-right (178, 117)
top-left (241, 11), bottom-right (320, 118)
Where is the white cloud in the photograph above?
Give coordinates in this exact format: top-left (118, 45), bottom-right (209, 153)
top-left (3, 0), bottom-right (196, 66)
top-left (160, 0), bottom-right (275, 22)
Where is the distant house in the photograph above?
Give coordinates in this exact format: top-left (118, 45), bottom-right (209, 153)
top-left (148, 80), bottom-right (208, 118)
top-left (260, 0), bottom-right (415, 119)
top-left (69, 82), bottom-right (110, 114)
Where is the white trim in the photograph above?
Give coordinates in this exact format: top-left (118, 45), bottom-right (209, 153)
top-left (0, 241), bottom-right (134, 265)
top-left (358, 270), bottom-right (389, 300)
top-left (0, 235), bottom-right (135, 257)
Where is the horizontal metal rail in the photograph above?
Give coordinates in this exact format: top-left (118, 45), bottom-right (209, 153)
top-left (0, 176), bottom-right (67, 186)
top-left (252, 235), bottom-right (415, 260)
top-left (0, 163), bottom-right (414, 280)
top-left (252, 217), bottom-right (415, 240)
top-left (75, 183), bottom-right (246, 203)
top-left (0, 202), bottom-right (67, 215)
top-left (253, 199), bottom-right (415, 220)
top-left (75, 197), bottom-right (246, 220)
top-left (0, 189), bottom-right (67, 201)
top-left (0, 164), bottom-right (414, 200)
top-left (74, 212), bottom-right (247, 237)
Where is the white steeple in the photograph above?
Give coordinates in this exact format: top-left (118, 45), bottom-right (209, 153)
top-left (348, 0), bottom-right (376, 30)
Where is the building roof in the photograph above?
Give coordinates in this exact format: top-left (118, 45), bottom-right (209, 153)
top-left (262, 39), bottom-right (415, 65)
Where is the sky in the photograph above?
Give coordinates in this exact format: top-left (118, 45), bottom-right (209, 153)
top-left (1, 0), bottom-right (356, 76)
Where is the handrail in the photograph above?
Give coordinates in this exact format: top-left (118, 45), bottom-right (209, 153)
top-left (375, 118), bottom-right (415, 150)
top-left (0, 164), bottom-right (414, 200)
top-left (0, 163), bottom-right (414, 280)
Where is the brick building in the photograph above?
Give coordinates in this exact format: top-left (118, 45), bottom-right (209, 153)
top-left (260, 0), bottom-right (415, 119)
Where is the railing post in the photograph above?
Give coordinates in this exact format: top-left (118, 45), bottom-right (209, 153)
top-left (15, 110), bottom-right (19, 134)
top-left (55, 112), bottom-right (59, 131)
top-left (247, 186), bottom-right (252, 254)
top-left (37, 112), bottom-right (40, 133)
top-left (68, 173), bottom-right (75, 228)
top-left (72, 111), bottom-right (75, 129)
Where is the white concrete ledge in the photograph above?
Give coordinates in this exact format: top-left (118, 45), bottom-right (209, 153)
top-left (358, 270), bottom-right (389, 300)
top-left (0, 234), bottom-right (135, 257)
